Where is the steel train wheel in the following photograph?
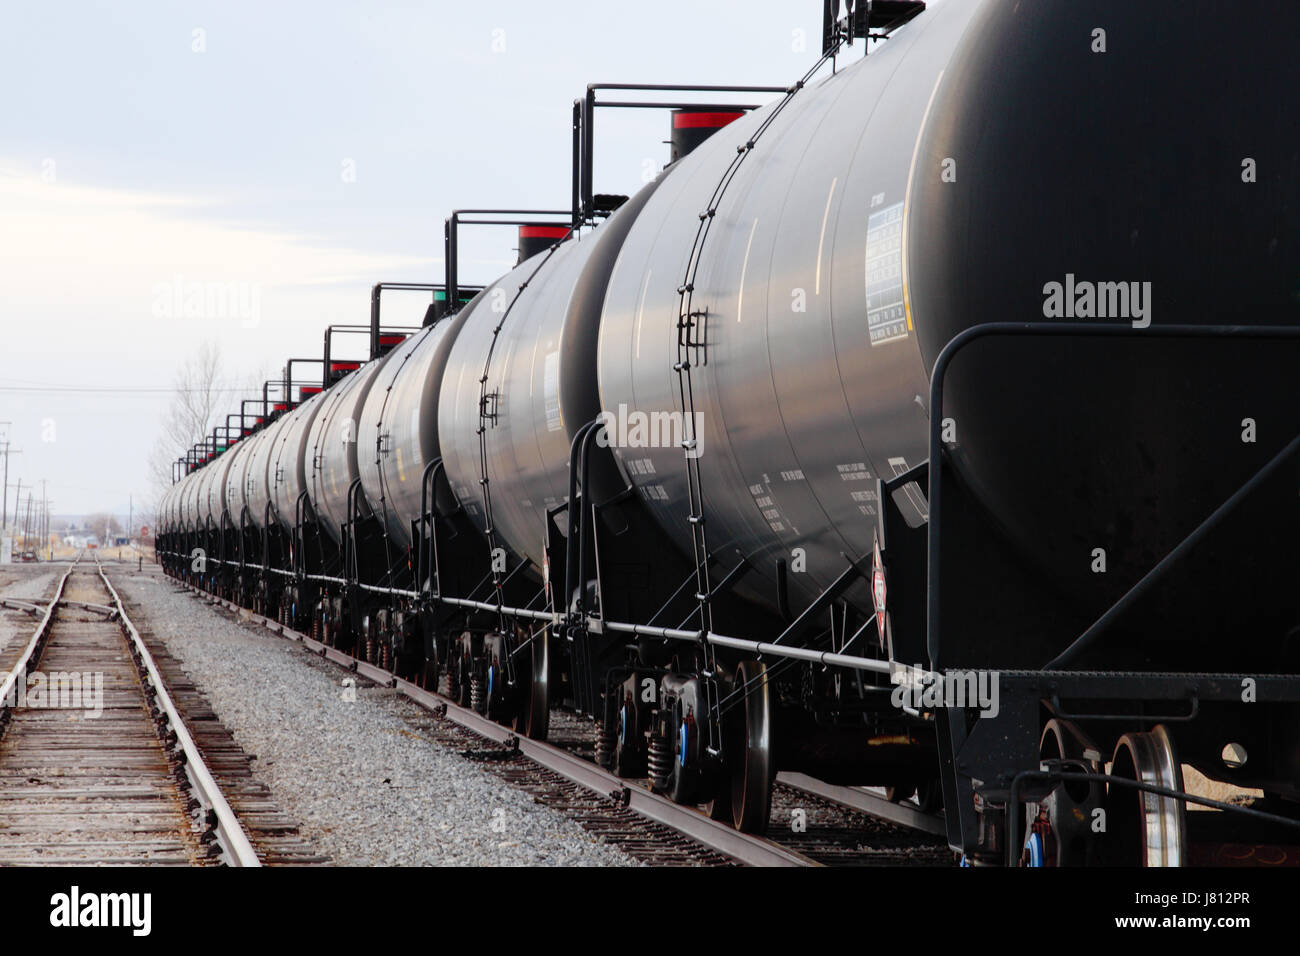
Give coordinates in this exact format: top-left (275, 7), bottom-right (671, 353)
top-left (665, 699), bottom-right (696, 805)
top-left (513, 627), bottom-right (549, 741)
top-left (420, 644), bottom-right (439, 692)
top-left (884, 783), bottom-right (916, 804)
top-left (727, 660), bottom-right (773, 833)
top-left (915, 779), bottom-right (943, 814)
top-left (1105, 724), bottom-right (1187, 867)
top-left (704, 789), bottom-right (732, 823)
top-left (1020, 719), bottom-right (1105, 867)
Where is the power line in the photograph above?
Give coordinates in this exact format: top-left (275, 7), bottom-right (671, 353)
top-left (0, 384), bottom-right (265, 394)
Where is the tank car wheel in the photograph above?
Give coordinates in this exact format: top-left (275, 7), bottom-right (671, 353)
top-left (513, 627), bottom-right (549, 741)
top-left (664, 699), bottom-right (697, 805)
top-left (1102, 724), bottom-right (1186, 867)
top-left (420, 645), bottom-right (439, 692)
top-left (395, 626), bottom-right (423, 683)
top-left (1018, 719), bottom-right (1105, 866)
top-left (884, 783), bottom-right (916, 804)
top-left (915, 778), bottom-right (943, 814)
top-left (725, 660), bottom-right (773, 833)
top-left (611, 691), bottom-right (646, 776)
top-left (703, 770), bottom-right (733, 823)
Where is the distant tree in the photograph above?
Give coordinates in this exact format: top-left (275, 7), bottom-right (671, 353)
top-left (147, 340), bottom-right (224, 500)
top-left (86, 513), bottom-right (122, 538)
top-left (146, 342), bottom-right (272, 515)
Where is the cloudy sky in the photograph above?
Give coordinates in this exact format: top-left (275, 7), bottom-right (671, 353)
top-left (0, 0), bottom-right (833, 520)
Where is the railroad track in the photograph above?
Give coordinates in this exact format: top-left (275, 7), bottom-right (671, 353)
top-left (186, 580), bottom-right (951, 867)
top-left (0, 557), bottom-right (266, 866)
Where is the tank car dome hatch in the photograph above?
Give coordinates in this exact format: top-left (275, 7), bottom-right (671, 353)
top-left (327, 360), bottom-right (362, 386)
top-left (375, 332), bottom-right (408, 357)
top-left (669, 109), bottom-right (745, 163)
top-left (517, 224), bottom-right (572, 265)
top-left (423, 287), bottom-right (480, 327)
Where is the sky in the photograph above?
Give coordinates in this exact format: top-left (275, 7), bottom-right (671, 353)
top-left (0, 0), bottom-right (834, 521)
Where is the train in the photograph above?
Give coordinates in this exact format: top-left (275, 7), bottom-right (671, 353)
top-left (157, 0), bottom-right (1300, 866)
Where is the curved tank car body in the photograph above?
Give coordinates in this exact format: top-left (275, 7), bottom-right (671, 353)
top-left (220, 436), bottom-right (258, 529)
top-left (307, 359), bottom-right (391, 544)
top-left (598, 0), bottom-right (982, 614)
top-left (174, 479), bottom-right (187, 533)
top-left (244, 416), bottom-right (285, 529)
top-left (439, 183), bottom-right (662, 571)
top-left (599, 0), bottom-right (1300, 670)
top-left (902, 0), bottom-right (1300, 670)
top-left (195, 461), bottom-right (221, 532)
top-left (356, 328), bottom-right (451, 548)
top-left (169, 483), bottom-right (182, 534)
top-left (176, 473), bottom-right (195, 531)
top-left (269, 394), bottom-right (327, 529)
top-left (159, 484), bottom-right (173, 534)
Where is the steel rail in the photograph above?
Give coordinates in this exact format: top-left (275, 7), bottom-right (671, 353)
top-left (0, 598), bottom-right (116, 617)
top-left (188, 585), bottom-right (818, 868)
top-left (0, 557), bottom-right (77, 712)
top-left (775, 772), bottom-right (946, 836)
top-left (0, 598), bottom-right (44, 615)
top-left (98, 561), bottom-right (261, 867)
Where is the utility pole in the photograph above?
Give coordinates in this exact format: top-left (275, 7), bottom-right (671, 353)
top-left (13, 478), bottom-right (21, 543)
top-left (0, 420), bottom-right (7, 531)
top-left (0, 425), bottom-right (20, 533)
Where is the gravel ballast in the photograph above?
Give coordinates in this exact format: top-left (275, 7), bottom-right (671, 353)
top-left (0, 569), bottom-right (57, 654)
top-left (117, 572), bottom-right (636, 867)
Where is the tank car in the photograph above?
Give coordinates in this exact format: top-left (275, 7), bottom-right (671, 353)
top-left (156, 0), bottom-right (1300, 865)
